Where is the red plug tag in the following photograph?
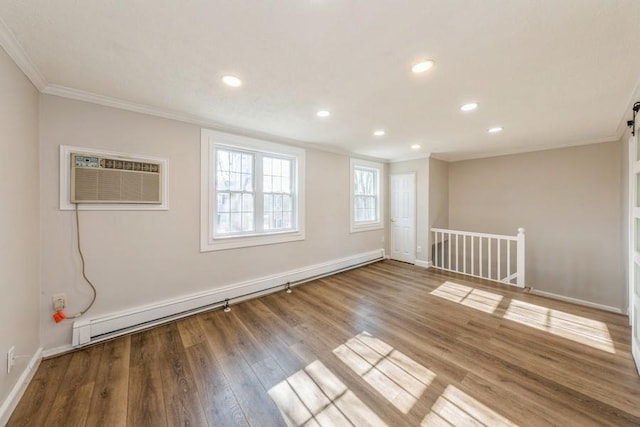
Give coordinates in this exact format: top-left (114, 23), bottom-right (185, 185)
top-left (53, 311), bottom-right (66, 323)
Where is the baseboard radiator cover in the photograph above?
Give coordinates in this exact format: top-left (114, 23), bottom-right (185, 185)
top-left (72, 249), bottom-right (385, 348)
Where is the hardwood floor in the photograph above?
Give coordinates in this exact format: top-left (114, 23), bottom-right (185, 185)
top-left (8, 260), bottom-right (640, 426)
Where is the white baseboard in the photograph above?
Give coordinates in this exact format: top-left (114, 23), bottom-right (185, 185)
top-left (414, 260), bottom-right (432, 269)
top-left (0, 347), bottom-right (42, 426)
top-left (69, 249), bottom-right (385, 349)
top-left (41, 345), bottom-right (75, 359)
top-left (529, 289), bottom-right (625, 314)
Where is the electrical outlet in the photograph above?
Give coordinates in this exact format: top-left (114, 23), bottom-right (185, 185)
top-left (7, 346), bottom-right (15, 374)
top-left (52, 293), bottom-right (66, 312)
top-left (417, 246), bottom-right (422, 253)
top-left (381, 235), bottom-right (385, 243)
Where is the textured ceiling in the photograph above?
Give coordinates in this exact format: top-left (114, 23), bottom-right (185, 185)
top-left (1, 0), bottom-right (640, 160)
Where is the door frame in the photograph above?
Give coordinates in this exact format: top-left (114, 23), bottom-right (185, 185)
top-left (389, 172), bottom-right (417, 264)
top-left (629, 131), bottom-right (640, 375)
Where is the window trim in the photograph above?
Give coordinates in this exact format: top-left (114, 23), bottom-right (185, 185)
top-left (350, 158), bottom-right (384, 233)
top-left (201, 129), bottom-right (305, 252)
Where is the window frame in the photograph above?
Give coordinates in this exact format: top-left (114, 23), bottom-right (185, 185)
top-left (350, 158), bottom-right (384, 233)
top-left (201, 129), bottom-right (305, 252)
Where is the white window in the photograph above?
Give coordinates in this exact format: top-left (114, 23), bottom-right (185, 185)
top-left (201, 129), bottom-right (305, 251)
top-left (350, 158), bottom-right (383, 233)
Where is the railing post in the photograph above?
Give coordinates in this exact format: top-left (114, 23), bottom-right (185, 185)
top-left (516, 227), bottom-right (526, 287)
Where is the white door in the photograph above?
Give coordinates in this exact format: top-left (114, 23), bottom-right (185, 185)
top-left (629, 131), bottom-right (640, 375)
top-left (390, 173), bottom-right (416, 263)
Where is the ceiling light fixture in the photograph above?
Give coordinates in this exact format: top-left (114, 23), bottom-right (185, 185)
top-left (411, 60), bottom-right (435, 73)
top-left (488, 126), bottom-right (503, 133)
top-left (373, 130), bottom-right (385, 136)
top-left (411, 144), bottom-right (421, 150)
top-left (222, 75), bottom-right (242, 87)
top-left (316, 110), bottom-right (330, 118)
top-left (460, 103), bottom-right (478, 112)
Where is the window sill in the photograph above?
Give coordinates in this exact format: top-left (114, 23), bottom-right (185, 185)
top-left (201, 230), bottom-right (305, 252)
top-left (350, 223), bottom-right (384, 234)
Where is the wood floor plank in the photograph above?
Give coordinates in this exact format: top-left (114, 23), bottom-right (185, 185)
top-left (199, 310), bottom-right (286, 427)
top-left (84, 337), bottom-right (131, 427)
top-left (9, 260), bottom-right (640, 426)
top-left (47, 344), bottom-right (104, 426)
top-left (182, 328), bottom-right (249, 427)
top-left (156, 323), bottom-right (208, 427)
top-left (6, 353), bottom-right (72, 426)
top-left (127, 329), bottom-right (169, 427)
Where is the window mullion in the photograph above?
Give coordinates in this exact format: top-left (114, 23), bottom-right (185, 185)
top-left (255, 153), bottom-right (264, 232)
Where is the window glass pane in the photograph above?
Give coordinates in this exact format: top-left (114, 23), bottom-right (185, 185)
top-left (217, 150), bottom-right (229, 169)
top-left (283, 212), bottom-right (292, 228)
top-left (213, 146), bottom-right (298, 238)
top-left (242, 194), bottom-right (254, 212)
top-left (353, 164), bottom-right (380, 225)
top-left (241, 154), bottom-right (253, 174)
top-left (283, 195), bottom-right (292, 211)
top-left (217, 193), bottom-right (230, 212)
top-left (273, 158), bottom-right (282, 175)
top-left (263, 157), bottom-right (272, 175)
top-left (242, 173), bottom-right (252, 192)
top-left (282, 177), bottom-right (291, 194)
top-left (242, 213), bottom-right (254, 231)
top-left (230, 152), bottom-right (242, 172)
top-left (216, 170), bottom-right (229, 191)
top-left (216, 213), bottom-right (230, 233)
top-left (230, 193), bottom-right (241, 212)
top-left (230, 172), bottom-right (242, 191)
top-left (229, 213), bottom-right (242, 232)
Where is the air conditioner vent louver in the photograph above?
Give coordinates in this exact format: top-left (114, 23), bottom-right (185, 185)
top-left (71, 154), bottom-right (162, 204)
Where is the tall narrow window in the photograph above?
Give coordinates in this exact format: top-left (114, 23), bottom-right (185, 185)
top-left (263, 156), bottom-right (294, 231)
top-left (215, 149), bottom-right (254, 234)
top-left (350, 158), bottom-right (383, 232)
top-left (201, 129), bottom-right (305, 251)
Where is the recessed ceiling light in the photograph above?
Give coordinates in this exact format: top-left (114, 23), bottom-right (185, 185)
top-left (411, 144), bottom-right (421, 150)
top-left (373, 130), bottom-right (385, 136)
top-left (411, 60), bottom-right (435, 73)
top-left (488, 126), bottom-right (503, 133)
top-left (222, 75), bottom-right (242, 87)
top-left (316, 110), bottom-right (330, 118)
top-left (460, 102), bottom-right (478, 112)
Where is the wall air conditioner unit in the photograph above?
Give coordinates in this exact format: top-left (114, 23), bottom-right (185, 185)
top-left (71, 153), bottom-right (163, 204)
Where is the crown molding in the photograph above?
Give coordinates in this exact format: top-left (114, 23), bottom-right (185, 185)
top-left (0, 15), bottom-right (47, 90)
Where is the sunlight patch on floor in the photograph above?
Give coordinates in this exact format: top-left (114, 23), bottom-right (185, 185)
top-left (503, 299), bottom-right (615, 353)
top-left (333, 331), bottom-right (436, 414)
top-left (422, 384), bottom-right (518, 427)
top-left (268, 359), bottom-right (387, 427)
top-left (430, 281), bottom-right (504, 314)
top-left (430, 281), bottom-right (616, 354)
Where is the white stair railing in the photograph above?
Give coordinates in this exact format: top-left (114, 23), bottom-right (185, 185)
top-left (431, 227), bottom-right (525, 288)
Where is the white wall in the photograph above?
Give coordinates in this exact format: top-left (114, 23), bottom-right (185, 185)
top-left (0, 46), bottom-right (40, 406)
top-left (428, 157), bottom-right (449, 261)
top-left (39, 95), bottom-right (385, 350)
top-left (448, 141), bottom-right (625, 310)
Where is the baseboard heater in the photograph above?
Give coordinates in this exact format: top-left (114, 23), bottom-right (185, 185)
top-left (72, 249), bottom-right (385, 347)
